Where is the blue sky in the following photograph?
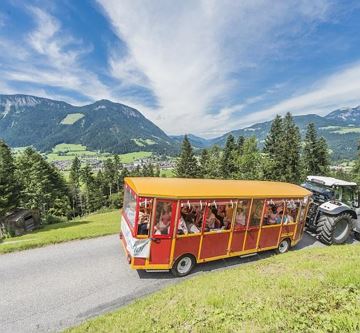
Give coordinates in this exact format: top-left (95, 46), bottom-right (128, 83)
top-left (1, 1), bottom-right (360, 137)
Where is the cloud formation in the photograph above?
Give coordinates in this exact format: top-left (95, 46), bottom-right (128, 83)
top-left (236, 62), bottom-right (360, 127)
top-left (0, 6), bottom-right (111, 104)
top-left (98, 0), bottom-right (335, 136)
top-left (1, 1), bottom-right (360, 138)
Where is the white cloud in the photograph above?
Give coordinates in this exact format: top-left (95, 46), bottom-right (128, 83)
top-left (0, 7), bottom-right (113, 102)
top-left (235, 62), bottom-right (360, 128)
top-left (98, 0), bottom-right (333, 137)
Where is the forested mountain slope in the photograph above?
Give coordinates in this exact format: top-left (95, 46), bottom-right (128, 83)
top-left (0, 95), bottom-right (175, 154)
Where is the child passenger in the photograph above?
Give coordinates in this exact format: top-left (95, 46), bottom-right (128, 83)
top-left (235, 207), bottom-right (246, 229)
top-left (154, 203), bottom-right (172, 235)
top-left (206, 207), bottom-right (220, 230)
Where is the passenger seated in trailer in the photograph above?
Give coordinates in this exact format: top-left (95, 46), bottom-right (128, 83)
top-left (137, 211), bottom-right (150, 235)
top-left (137, 201), bottom-right (152, 235)
top-left (154, 202), bottom-right (172, 235)
top-left (177, 215), bottom-right (188, 235)
top-left (223, 204), bottom-right (234, 229)
top-left (185, 214), bottom-right (200, 234)
top-left (283, 202), bottom-right (296, 224)
top-left (266, 205), bottom-right (278, 225)
top-left (205, 206), bottom-right (221, 231)
top-left (193, 205), bottom-right (204, 229)
top-left (283, 210), bottom-right (294, 224)
top-left (177, 205), bottom-right (200, 235)
top-left (235, 207), bottom-right (246, 229)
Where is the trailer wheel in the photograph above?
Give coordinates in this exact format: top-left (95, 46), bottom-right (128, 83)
top-left (171, 254), bottom-right (195, 277)
top-left (275, 238), bottom-right (290, 254)
top-left (354, 232), bottom-right (360, 241)
top-left (316, 213), bottom-right (352, 245)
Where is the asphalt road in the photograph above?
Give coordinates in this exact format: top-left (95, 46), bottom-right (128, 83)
top-left (0, 232), bottom-right (358, 333)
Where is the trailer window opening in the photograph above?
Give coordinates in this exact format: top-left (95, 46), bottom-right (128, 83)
top-left (123, 187), bottom-right (136, 229)
top-left (249, 200), bottom-right (264, 227)
top-left (234, 200), bottom-right (250, 230)
top-left (263, 200), bottom-right (284, 225)
top-left (177, 202), bottom-right (204, 235)
top-left (154, 201), bottom-right (173, 236)
top-left (284, 200), bottom-right (300, 224)
top-left (137, 198), bottom-right (153, 236)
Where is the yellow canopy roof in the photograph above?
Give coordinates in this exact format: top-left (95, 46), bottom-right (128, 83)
top-left (125, 177), bottom-right (312, 199)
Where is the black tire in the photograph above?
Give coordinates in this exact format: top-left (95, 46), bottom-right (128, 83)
top-left (275, 238), bottom-right (290, 254)
top-left (316, 213), bottom-right (352, 245)
top-left (354, 232), bottom-right (360, 241)
top-left (171, 254), bottom-right (195, 277)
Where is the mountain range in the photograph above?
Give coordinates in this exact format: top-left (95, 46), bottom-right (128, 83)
top-left (1, 94), bottom-right (360, 160)
top-left (0, 94), bottom-right (175, 154)
top-left (173, 106), bottom-right (360, 160)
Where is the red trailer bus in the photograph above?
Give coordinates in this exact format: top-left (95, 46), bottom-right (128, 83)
top-left (120, 177), bottom-right (312, 276)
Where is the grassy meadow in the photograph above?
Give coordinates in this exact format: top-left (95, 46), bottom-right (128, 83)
top-left (44, 143), bottom-right (153, 163)
top-left (0, 210), bottom-right (120, 254)
top-left (68, 243), bottom-right (360, 333)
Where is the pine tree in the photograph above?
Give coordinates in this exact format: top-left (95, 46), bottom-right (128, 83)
top-left (264, 115), bottom-right (283, 155)
top-left (280, 113), bottom-right (302, 183)
top-left (16, 148), bottom-right (70, 218)
top-left (199, 149), bottom-right (210, 178)
top-left (103, 158), bottom-right (116, 196)
top-left (69, 156), bottom-right (82, 216)
top-left (303, 123), bottom-right (330, 176)
top-left (237, 137), bottom-right (263, 180)
top-left (220, 134), bottom-right (237, 179)
top-left (315, 137), bottom-right (330, 175)
top-left (236, 136), bottom-right (245, 155)
top-left (207, 145), bottom-right (222, 178)
top-left (263, 115), bottom-right (283, 180)
top-left (0, 140), bottom-right (19, 217)
top-left (155, 164), bottom-right (161, 177)
top-left (175, 135), bottom-right (199, 178)
top-left (113, 155), bottom-right (123, 192)
top-left (303, 123), bottom-right (318, 175)
top-left (353, 141), bottom-right (360, 183)
top-left (81, 164), bottom-right (103, 213)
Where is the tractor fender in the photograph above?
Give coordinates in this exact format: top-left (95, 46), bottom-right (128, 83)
top-left (318, 202), bottom-right (357, 220)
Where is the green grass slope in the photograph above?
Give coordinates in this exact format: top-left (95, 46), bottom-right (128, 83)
top-left (68, 244), bottom-right (360, 333)
top-left (0, 210), bottom-right (120, 254)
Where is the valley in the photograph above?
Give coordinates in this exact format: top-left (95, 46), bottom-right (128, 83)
top-left (1, 94), bottom-right (360, 161)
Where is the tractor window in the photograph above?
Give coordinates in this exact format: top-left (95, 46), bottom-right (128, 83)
top-left (340, 187), bottom-right (356, 207)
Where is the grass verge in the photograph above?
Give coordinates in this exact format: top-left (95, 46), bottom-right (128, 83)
top-left (0, 210), bottom-right (120, 254)
top-left (68, 243), bottom-right (360, 333)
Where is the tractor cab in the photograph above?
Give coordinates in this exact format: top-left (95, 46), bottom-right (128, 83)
top-left (302, 176), bottom-right (360, 244)
top-left (304, 176), bottom-right (359, 208)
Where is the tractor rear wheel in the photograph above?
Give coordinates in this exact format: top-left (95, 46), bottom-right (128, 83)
top-left (354, 232), bottom-right (360, 241)
top-left (316, 213), bottom-right (352, 245)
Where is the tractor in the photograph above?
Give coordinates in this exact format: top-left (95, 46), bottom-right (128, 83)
top-left (302, 176), bottom-right (360, 245)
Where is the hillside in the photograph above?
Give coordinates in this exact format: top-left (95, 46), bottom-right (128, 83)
top-left (188, 107), bottom-right (360, 160)
top-left (0, 95), bottom-right (176, 154)
top-left (1, 94), bottom-right (360, 159)
top-left (68, 243), bottom-right (360, 332)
